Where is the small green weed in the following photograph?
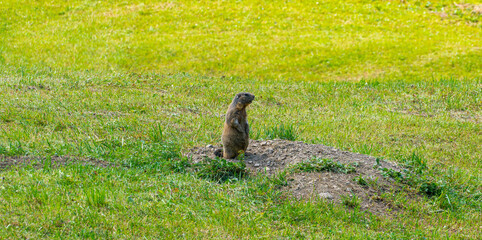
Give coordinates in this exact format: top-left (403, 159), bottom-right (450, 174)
top-left (341, 194), bottom-right (360, 209)
top-left (373, 158), bottom-right (382, 169)
top-left (265, 124), bottom-right (297, 141)
top-left (236, 151), bottom-right (246, 161)
top-left (291, 157), bottom-right (356, 174)
top-left (380, 168), bottom-right (406, 182)
top-left (353, 175), bottom-right (368, 186)
top-left (195, 157), bottom-right (248, 183)
top-left (419, 181), bottom-right (443, 197)
top-left (367, 176), bottom-right (379, 187)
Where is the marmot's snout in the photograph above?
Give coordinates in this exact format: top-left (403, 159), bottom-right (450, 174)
top-left (236, 92), bottom-right (255, 105)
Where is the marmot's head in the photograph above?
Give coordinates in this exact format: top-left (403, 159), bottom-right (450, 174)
top-left (234, 92), bottom-right (255, 109)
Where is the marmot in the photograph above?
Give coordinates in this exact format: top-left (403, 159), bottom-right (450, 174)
top-left (214, 92), bottom-right (255, 159)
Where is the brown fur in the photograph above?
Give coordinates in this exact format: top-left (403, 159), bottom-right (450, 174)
top-left (215, 92), bottom-right (255, 159)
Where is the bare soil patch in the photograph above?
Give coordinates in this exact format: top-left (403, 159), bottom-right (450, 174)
top-left (187, 139), bottom-right (415, 215)
top-left (0, 155), bottom-right (112, 171)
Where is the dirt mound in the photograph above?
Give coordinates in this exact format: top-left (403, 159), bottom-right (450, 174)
top-left (187, 139), bottom-right (412, 215)
top-left (0, 155), bottom-right (112, 171)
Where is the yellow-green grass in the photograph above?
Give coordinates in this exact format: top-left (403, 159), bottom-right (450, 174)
top-left (0, 0), bottom-right (481, 81)
top-left (0, 0), bottom-right (481, 238)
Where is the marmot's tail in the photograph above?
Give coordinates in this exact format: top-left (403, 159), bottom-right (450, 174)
top-left (214, 148), bottom-right (223, 158)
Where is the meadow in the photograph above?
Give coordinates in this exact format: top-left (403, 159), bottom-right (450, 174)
top-left (0, 0), bottom-right (481, 238)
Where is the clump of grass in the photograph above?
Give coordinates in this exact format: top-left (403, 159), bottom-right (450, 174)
top-left (367, 177), bottom-right (379, 188)
top-left (341, 194), bottom-right (360, 209)
top-left (436, 190), bottom-right (459, 211)
top-left (269, 170), bottom-right (289, 188)
top-left (85, 187), bottom-right (108, 207)
top-left (376, 152), bottom-right (478, 210)
top-left (149, 123), bottom-right (164, 143)
top-left (379, 153), bottom-right (429, 187)
top-left (353, 175), bottom-right (368, 186)
top-left (246, 170), bottom-right (290, 203)
top-left (0, 141), bottom-right (26, 156)
top-left (236, 151), bottom-right (246, 161)
top-left (379, 153), bottom-right (437, 195)
top-left (380, 166), bottom-right (453, 209)
top-left (291, 157), bottom-right (356, 174)
top-left (163, 158), bottom-right (192, 173)
top-left (26, 184), bottom-right (49, 205)
top-left (42, 156), bottom-right (53, 171)
top-left (264, 124), bottom-right (297, 141)
top-left (380, 168), bottom-right (405, 181)
top-left (195, 157), bottom-right (248, 183)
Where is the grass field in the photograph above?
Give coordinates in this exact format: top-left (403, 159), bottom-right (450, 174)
top-left (1, 0), bottom-right (481, 238)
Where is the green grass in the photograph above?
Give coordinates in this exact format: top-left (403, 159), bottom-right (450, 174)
top-left (377, 153), bottom-right (480, 211)
top-left (291, 157), bottom-right (357, 174)
top-left (341, 194), bottom-right (361, 210)
top-left (353, 175), bottom-right (369, 186)
top-left (264, 124), bottom-right (298, 141)
top-left (195, 157), bottom-right (249, 183)
top-left (1, 0), bottom-right (481, 238)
